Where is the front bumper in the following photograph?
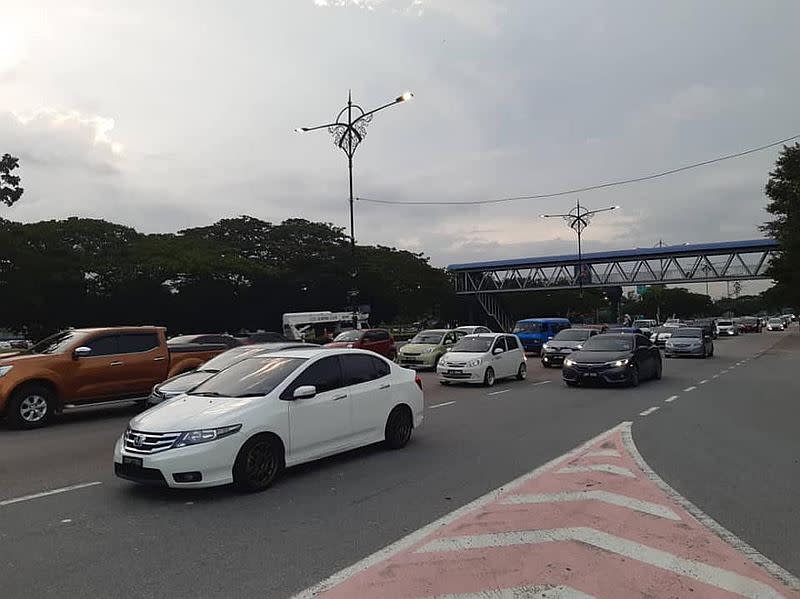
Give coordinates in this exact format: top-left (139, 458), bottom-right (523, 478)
top-left (113, 433), bottom-right (242, 489)
top-left (541, 352), bottom-right (569, 366)
top-left (398, 353), bottom-right (438, 369)
top-left (436, 363), bottom-right (484, 383)
top-left (665, 345), bottom-right (704, 357)
top-left (718, 329), bottom-right (736, 336)
top-left (562, 364), bottom-right (631, 385)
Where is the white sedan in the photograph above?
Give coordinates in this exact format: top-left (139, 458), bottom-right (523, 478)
top-left (114, 348), bottom-right (424, 491)
top-left (436, 333), bottom-right (527, 386)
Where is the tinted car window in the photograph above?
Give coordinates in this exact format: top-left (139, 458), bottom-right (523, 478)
top-left (86, 335), bottom-right (118, 356)
top-left (118, 333), bottom-right (160, 353)
top-left (553, 329), bottom-right (592, 341)
top-left (372, 356), bottom-right (390, 378)
top-left (191, 357), bottom-right (307, 398)
top-left (375, 330), bottom-right (390, 341)
top-left (340, 354), bottom-right (379, 386)
top-left (363, 331), bottom-right (381, 342)
top-left (505, 335), bottom-right (520, 350)
top-left (451, 337), bottom-right (493, 353)
top-left (284, 356), bottom-right (343, 397)
top-left (493, 337), bottom-right (507, 352)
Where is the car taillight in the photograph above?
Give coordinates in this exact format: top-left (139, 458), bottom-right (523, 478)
top-left (415, 375), bottom-right (423, 390)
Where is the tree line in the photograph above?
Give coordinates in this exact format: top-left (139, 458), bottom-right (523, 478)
top-left (0, 216), bottom-right (456, 338)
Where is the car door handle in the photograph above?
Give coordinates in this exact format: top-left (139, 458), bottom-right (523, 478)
top-left (332, 394), bottom-right (347, 401)
top-left (110, 361), bottom-right (124, 367)
top-left (379, 384), bottom-right (390, 390)
top-left (153, 356), bottom-right (166, 362)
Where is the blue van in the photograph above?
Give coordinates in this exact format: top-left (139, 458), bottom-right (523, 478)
top-left (513, 318), bottom-right (571, 354)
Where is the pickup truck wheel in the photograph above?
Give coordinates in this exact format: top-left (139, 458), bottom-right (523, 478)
top-left (7, 384), bottom-right (55, 429)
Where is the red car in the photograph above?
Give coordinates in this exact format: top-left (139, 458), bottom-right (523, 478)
top-left (324, 328), bottom-right (397, 359)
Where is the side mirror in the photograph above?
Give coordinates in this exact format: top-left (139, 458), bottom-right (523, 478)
top-left (493, 347), bottom-right (504, 355)
top-left (293, 385), bottom-right (317, 400)
top-left (73, 346), bottom-right (92, 359)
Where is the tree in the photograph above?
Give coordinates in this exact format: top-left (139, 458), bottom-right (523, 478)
top-left (762, 142), bottom-right (800, 307)
top-left (1, 154), bottom-right (24, 208)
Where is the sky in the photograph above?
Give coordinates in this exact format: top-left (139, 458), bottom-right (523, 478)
top-left (2, 0), bottom-right (799, 297)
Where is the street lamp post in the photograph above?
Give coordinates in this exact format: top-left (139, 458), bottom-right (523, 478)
top-left (540, 200), bottom-right (619, 298)
top-left (295, 90), bottom-right (413, 328)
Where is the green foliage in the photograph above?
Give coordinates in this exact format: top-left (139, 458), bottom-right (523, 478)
top-left (624, 286), bottom-right (713, 320)
top-left (0, 216), bottom-right (455, 338)
top-left (762, 143), bottom-right (800, 306)
top-left (1, 154), bottom-right (24, 208)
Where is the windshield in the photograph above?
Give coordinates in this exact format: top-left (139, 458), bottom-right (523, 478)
top-left (671, 328), bottom-right (702, 338)
top-left (632, 320), bottom-right (652, 327)
top-left (581, 336), bottom-right (633, 352)
top-left (333, 330), bottom-right (362, 342)
top-left (411, 332), bottom-right (444, 345)
top-left (188, 357), bottom-right (306, 398)
top-left (769, 318), bottom-right (783, 324)
top-left (160, 370), bottom-right (213, 393)
top-left (513, 322), bottom-right (542, 333)
top-left (553, 329), bottom-right (591, 341)
top-left (451, 337), bottom-right (493, 353)
top-left (718, 321), bottom-right (733, 326)
top-left (200, 346), bottom-right (263, 372)
top-left (27, 331), bottom-right (87, 355)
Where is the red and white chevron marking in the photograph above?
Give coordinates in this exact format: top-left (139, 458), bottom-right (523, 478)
top-left (293, 423), bottom-right (799, 599)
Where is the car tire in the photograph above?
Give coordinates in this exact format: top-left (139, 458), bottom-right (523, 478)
top-left (709, 345), bottom-right (714, 357)
top-left (541, 362), bottom-right (549, 368)
top-left (565, 380), bottom-right (578, 387)
top-left (628, 365), bottom-right (640, 388)
top-left (483, 367), bottom-right (496, 387)
top-left (388, 350), bottom-right (397, 361)
top-left (385, 405), bottom-right (413, 449)
top-left (654, 360), bottom-right (662, 380)
top-left (7, 383), bottom-right (56, 429)
top-left (701, 347), bottom-right (707, 359)
top-left (516, 363), bottom-right (527, 381)
top-left (232, 434), bottom-right (284, 492)
top-left (439, 380), bottom-right (450, 386)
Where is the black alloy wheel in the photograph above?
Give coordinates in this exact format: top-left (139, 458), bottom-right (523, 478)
top-left (385, 406), bottom-right (413, 449)
top-left (233, 435), bottom-right (283, 492)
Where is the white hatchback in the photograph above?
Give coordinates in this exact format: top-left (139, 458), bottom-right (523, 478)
top-left (114, 348), bottom-right (423, 491)
top-left (436, 333), bottom-right (527, 386)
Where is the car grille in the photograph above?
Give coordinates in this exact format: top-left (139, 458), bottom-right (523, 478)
top-left (573, 363), bottom-right (612, 372)
top-left (124, 429), bottom-right (181, 454)
top-left (442, 372), bottom-right (472, 379)
top-left (444, 361), bottom-right (467, 368)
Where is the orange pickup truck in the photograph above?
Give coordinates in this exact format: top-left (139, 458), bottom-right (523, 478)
top-left (0, 326), bottom-right (226, 429)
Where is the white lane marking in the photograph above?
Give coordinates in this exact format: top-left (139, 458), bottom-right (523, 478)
top-left (430, 401), bottom-right (456, 409)
top-left (488, 389), bottom-right (509, 396)
top-left (532, 380), bottom-right (552, 386)
top-left (639, 406), bottom-right (660, 416)
top-left (712, 374), bottom-right (720, 379)
top-left (557, 464), bottom-right (636, 478)
top-left (584, 449), bottom-right (621, 458)
top-left (0, 481), bottom-right (102, 507)
top-left (699, 379), bottom-right (709, 384)
top-left (427, 585), bottom-right (595, 599)
top-left (665, 395), bottom-right (679, 403)
top-left (289, 422), bottom-right (632, 599)
top-left (416, 527), bottom-right (785, 599)
top-left (683, 385), bottom-right (697, 392)
top-left (60, 518), bottom-right (72, 524)
top-left (623, 424), bottom-right (800, 593)
top-left (503, 490), bottom-right (680, 520)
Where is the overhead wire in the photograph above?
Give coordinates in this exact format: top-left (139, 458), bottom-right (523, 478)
top-left (356, 132), bottom-right (800, 206)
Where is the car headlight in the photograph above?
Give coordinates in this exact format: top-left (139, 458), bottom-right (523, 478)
top-left (0, 365), bottom-right (13, 378)
top-left (172, 424), bottom-right (242, 448)
top-left (422, 348), bottom-right (435, 354)
top-left (576, 344), bottom-right (582, 350)
top-left (542, 343), bottom-right (550, 350)
top-left (466, 358), bottom-right (482, 368)
top-left (611, 358), bottom-right (629, 367)
top-left (564, 358), bottom-right (575, 366)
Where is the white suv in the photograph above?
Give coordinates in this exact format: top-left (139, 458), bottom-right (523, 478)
top-left (437, 333), bottom-right (527, 386)
top-left (716, 320), bottom-right (738, 336)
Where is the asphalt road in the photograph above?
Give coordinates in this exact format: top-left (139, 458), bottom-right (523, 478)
top-left (0, 329), bottom-right (796, 598)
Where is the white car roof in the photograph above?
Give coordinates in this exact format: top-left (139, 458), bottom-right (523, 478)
top-left (250, 347), bottom-right (386, 360)
top-left (462, 332), bottom-right (505, 339)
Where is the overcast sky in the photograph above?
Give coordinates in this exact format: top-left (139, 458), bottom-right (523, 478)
top-left (2, 1), bottom-right (799, 295)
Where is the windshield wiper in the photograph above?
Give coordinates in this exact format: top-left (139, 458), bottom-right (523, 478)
top-left (189, 391), bottom-right (226, 397)
top-left (235, 393), bottom-right (266, 398)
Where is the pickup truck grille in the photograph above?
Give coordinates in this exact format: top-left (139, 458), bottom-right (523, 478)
top-left (124, 429), bottom-right (181, 454)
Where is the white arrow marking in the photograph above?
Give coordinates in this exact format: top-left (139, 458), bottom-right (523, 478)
top-left (557, 464), bottom-right (635, 478)
top-left (417, 528), bottom-right (786, 599)
top-left (427, 585), bottom-right (594, 599)
top-left (502, 490), bottom-right (680, 521)
top-left (584, 449), bottom-right (621, 458)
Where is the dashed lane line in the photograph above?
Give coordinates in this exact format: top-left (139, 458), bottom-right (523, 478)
top-left (430, 401), bottom-right (456, 409)
top-left (639, 406), bottom-right (660, 417)
top-left (532, 380), bottom-right (552, 386)
top-left (1, 481), bottom-right (103, 507)
top-left (488, 389), bottom-right (510, 396)
top-left (699, 379), bottom-right (709, 385)
top-left (664, 395), bottom-right (679, 403)
top-left (712, 374), bottom-right (720, 379)
top-left (683, 386), bottom-right (697, 392)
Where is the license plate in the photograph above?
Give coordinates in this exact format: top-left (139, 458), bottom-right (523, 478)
top-left (584, 372), bottom-right (598, 377)
top-left (123, 456), bottom-right (143, 468)
top-left (447, 369), bottom-right (463, 375)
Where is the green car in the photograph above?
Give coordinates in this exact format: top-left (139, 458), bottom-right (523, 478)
top-left (397, 329), bottom-right (462, 370)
